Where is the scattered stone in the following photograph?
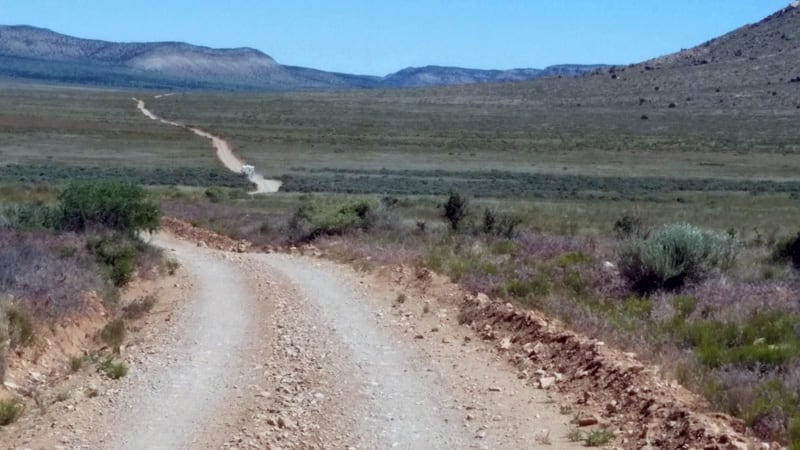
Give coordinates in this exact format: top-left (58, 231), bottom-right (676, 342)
top-left (475, 293), bottom-right (490, 306)
top-left (498, 337), bottom-right (512, 350)
top-left (538, 377), bottom-right (556, 389)
top-left (277, 416), bottom-right (294, 429)
top-left (577, 415), bottom-right (599, 427)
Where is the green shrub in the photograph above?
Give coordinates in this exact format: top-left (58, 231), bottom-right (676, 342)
top-left (672, 295), bottom-right (697, 319)
top-left (737, 380), bottom-right (800, 433)
top-left (618, 223), bottom-right (736, 292)
top-left (773, 232), bottom-right (800, 269)
top-left (0, 398), bottom-right (23, 426)
top-left (204, 186), bottom-right (227, 203)
top-left (313, 201), bottom-right (371, 234)
top-left (491, 239), bottom-right (519, 255)
top-left (3, 305), bottom-right (35, 348)
top-left (482, 208), bottom-right (497, 234)
top-left (504, 278), bottom-right (532, 298)
top-left (614, 214), bottom-right (645, 239)
top-left (566, 428), bottom-right (584, 442)
top-left (53, 182), bottom-right (160, 236)
top-left (790, 416), bottom-right (800, 449)
top-left (584, 428), bottom-right (615, 446)
top-left (289, 200), bottom-right (376, 242)
top-left (668, 312), bottom-right (800, 369)
top-left (607, 296), bottom-right (654, 332)
top-left (445, 256), bottom-right (472, 282)
top-left (1, 204), bottom-right (55, 231)
top-left (563, 270), bottom-right (588, 298)
top-left (122, 295), bottom-right (157, 320)
top-left (87, 236), bottom-right (136, 287)
top-left (98, 358), bottom-right (128, 379)
top-left (443, 192), bottom-right (468, 231)
top-left (99, 318), bottom-right (126, 353)
top-left (479, 262), bottom-right (499, 275)
top-left (483, 209), bottom-right (523, 238)
top-left (495, 214), bottom-right (523, 239)
top-left (554, 251), bottom-right (591, 268)
top-left (68, 355), bottom-right (84, 372)
top-left (163, 258), bottom-right (180, 276)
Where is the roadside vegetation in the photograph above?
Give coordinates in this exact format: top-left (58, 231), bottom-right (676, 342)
top-left (0, 164), bottom-right (252, 189)
top-left (163, 188), bottom-right (800, 445)
top-left (0, 181), bottom-right (167, 408)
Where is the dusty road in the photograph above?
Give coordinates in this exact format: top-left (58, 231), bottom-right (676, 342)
top-left (75, 235), bottom-right (578, 449)
top-left (133, 98), bottom-right (282, 194)
top-left (2, 228), bottom-right (760, 449)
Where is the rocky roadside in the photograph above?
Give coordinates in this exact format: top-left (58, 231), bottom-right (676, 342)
top-left (0, 269), bottom-right (191, 449)
top-left (3, 218), bottom-right (774, 449)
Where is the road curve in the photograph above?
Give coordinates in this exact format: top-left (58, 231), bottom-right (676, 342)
top-left (133, 98), bottom-right (282, 194)
top-left (79, 235), bottom-right (579, 449)
top-left (99, 235), bottom-right (256, 449)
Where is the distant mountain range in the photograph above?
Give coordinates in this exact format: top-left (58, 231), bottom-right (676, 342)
top-left (0, 25), bottom-right (605, 91)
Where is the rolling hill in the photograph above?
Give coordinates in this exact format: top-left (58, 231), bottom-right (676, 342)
top-left (426, 2), bottom-right (800, 113)
top-left (0, 25), bottom-right (602, 91)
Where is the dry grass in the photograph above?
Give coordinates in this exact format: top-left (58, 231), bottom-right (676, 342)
top-left (0, 230), bottom-right (100, 317)
top-left (122, 295), bottom-right (157, 321)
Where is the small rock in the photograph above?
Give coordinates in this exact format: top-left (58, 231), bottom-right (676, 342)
top-left (475, 293), bottom-right (490, 306)
top-left (29, 371), bottom-right (45, 383)
top-left (499, 337), bottom-right (512, 350)
top-left (277, 416), bottom-right (294, 429)
top-left (577, 415), bottom-right (599, 427)
top-left (488, 386), bottom-right (502, 392)
top-left (538, 377), bottom-right (556, 389)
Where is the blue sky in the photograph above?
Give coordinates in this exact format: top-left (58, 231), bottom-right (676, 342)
top-left (1, 0), bottom-right (791, 75)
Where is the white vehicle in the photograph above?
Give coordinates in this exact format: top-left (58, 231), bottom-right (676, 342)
top-left (241, 164), bottom-right (255, 176)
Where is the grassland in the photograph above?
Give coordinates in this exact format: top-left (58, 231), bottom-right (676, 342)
top-left (146, 73), bottom-right (800, 186)
top-left (0, 84), bottom-right (252, 187)
top-left (0, 84), bottom-right (222, 167)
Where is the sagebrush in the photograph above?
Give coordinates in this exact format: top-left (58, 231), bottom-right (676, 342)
top-left (618, 223), bottom-right (736, 292)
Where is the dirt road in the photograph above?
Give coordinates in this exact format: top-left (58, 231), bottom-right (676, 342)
top-left (133, 98), bottom-right (282, 194)
top-left (74, 235), bottom-right (578, 449)
top-left (2, 227), bottom-right (759, 449)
